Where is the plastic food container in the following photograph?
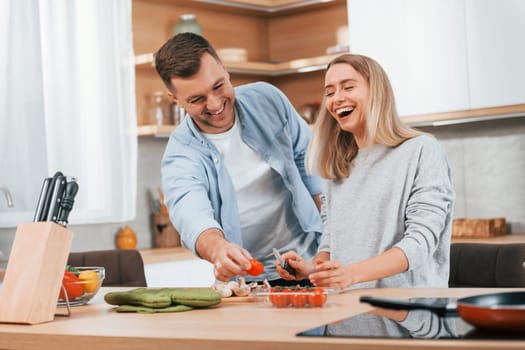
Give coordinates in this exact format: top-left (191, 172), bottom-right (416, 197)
top-left (255, 286), bottom-right (331, 308)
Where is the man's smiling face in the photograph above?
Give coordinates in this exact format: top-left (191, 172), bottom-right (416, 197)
top-left (170, 52), bottom-right (236, 134)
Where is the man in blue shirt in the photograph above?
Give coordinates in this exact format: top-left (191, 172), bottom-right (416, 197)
top-left (155, 33), bottom-right (322, 284)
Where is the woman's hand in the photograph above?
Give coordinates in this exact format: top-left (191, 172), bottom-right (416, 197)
top-left (276, 251), bottom-right (316, 281)
top-left (308, 247), bottom-right (410, 288)
top-left (308, 260), bottom-right (355, 288)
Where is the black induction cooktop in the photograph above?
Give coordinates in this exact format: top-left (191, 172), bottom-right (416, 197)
top-left (296, 298), bottom-right (525, 341)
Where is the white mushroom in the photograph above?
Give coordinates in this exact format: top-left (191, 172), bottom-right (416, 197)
top-left (262, 279), bottom-right (272, 290)
top-left (212, 281), bottom-right (234, 298)
top-left (226, 281), bottom-right (239, 290)
top-left (232, 277), bottom-right (251, 297)
top-left (217, 286), bottom-right (233, 298)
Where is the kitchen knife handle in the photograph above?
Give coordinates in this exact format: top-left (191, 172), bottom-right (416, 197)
top-left (272, 248), bottom-right (297, 276)
top-left (56, 179), bottom-right (78, 226)
top-left (45, 172), bottom-right (66, 222)
top-left (40, 172), bottom-right (63, 222)
top-left (33, 177), bottom-right (52, 222)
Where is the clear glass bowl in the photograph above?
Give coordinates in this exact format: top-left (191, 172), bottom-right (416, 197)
top-left (57, 266), bottom-right (105, 306)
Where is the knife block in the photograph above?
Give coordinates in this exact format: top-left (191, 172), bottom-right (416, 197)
top-left (0, 222), bottom-right (73, 324)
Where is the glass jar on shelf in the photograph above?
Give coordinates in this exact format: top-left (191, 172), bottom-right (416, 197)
top-left (170, 102), bottom-right (186, 126)
top-left (173, 14), bottom-right (202, 35)
top-left (147, 91), bottom-right (170, 126)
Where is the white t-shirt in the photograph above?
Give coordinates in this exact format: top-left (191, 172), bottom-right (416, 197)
top-left (204, 117), bottom-right (314, 280)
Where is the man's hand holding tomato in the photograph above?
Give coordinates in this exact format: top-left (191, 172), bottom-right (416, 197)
top-left (203, 232), bottom-right (264, 281)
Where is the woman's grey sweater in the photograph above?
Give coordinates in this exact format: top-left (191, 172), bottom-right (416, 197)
top-left (319, 134), bottom-right (455, 288)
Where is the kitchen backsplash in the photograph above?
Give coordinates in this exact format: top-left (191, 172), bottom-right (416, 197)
top-left (421, 116), bottom-right (524, 235)
top-left (0, 117), bottom-right (523, 255)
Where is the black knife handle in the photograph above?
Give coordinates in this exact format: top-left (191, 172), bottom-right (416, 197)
top-left (283, 261), bottom-right (297, 277)
top-left (46, 172), bottom-right (66, 222)
top-left (56, 180), bottom-right (79, 226)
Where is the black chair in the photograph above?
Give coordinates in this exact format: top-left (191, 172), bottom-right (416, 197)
top-left (449, 243), bottom-right (525, 287)
top-left (68, 249), bottom-right (147, 287)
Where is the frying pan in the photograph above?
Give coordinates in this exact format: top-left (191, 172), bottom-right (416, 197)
top-left (360, 291), bottom-right (525, 333)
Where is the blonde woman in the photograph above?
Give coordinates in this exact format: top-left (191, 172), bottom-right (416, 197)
top-left (277, 54), bottom-right (455, 289)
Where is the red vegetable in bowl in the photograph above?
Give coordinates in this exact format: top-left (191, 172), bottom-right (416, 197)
top-left (58, 271), bottom-right (84, 300)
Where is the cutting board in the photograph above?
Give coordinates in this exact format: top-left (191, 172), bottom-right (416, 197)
top-left (452, 218), bottom-right (507, 238)
top-left (220, 295), bottom-right (257, 303)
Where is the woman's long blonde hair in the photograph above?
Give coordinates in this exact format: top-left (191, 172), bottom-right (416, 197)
top-left (308, 54), bottom-right (423, 180)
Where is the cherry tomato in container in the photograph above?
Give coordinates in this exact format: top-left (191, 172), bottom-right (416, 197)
top-left (269, 287), bottom-right (290, 308)
top-left (246, 258), bottom-right (264, 276)
top-left (290, 290), bottom-right (308, 308)
top-left (58, 271), bottom-right (84, 301)
top-left (307, 287), bottom-right (327, 307)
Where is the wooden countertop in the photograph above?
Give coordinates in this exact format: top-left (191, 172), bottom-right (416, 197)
top-left (1, 287), bottom-right (524, 350)
top-left (452, 234), bottom-right (525, 244)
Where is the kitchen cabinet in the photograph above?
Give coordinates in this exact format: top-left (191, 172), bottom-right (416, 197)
top-left (133, 0), bottom-right (348, 136)
top-left (347, 0), bottom-right (469, 117)
top-left (465, 0), bottom-right (525, 109)
top-left (346, 0), bottom-right (525, 125)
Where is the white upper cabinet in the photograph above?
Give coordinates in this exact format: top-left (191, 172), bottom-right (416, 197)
top-left (465, 0), bottom-right (525, 108)
top-left (346, 0), bottom-right (525, 117)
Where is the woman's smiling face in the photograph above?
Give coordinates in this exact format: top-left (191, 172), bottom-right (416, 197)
top-left (324, 62), bottom-right (369, 146)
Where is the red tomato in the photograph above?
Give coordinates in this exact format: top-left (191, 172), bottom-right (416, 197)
top-left (246, 258), bottom-right (264, 276)
top-left (290, 290), bottom-right (308, 308)
top-left (307, 287), bottom-right (327, 307)
top-left (58, 271), bottom-right (84, 300)
top-left (269, 287), bottom-right (290, 308)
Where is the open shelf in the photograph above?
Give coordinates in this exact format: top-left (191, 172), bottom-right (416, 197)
top-left (137, 124), bottom-right (176, 137)
top-left (144, 0), bottom-right (344, 14)
top-left (403, 104), bottom-right (525, 127)
top-left (138, 104), bottom-right (525, 137)
top-left (135, 52), bottom-right (344, 76)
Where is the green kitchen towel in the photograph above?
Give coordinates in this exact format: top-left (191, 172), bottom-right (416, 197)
top-left (116, 304), bottom-right (193, 313)
top-left (104, 287), bottom-right (221, 309)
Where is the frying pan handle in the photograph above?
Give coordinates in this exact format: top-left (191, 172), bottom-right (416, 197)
top-left (359, 296), bottom-right (455, 315)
